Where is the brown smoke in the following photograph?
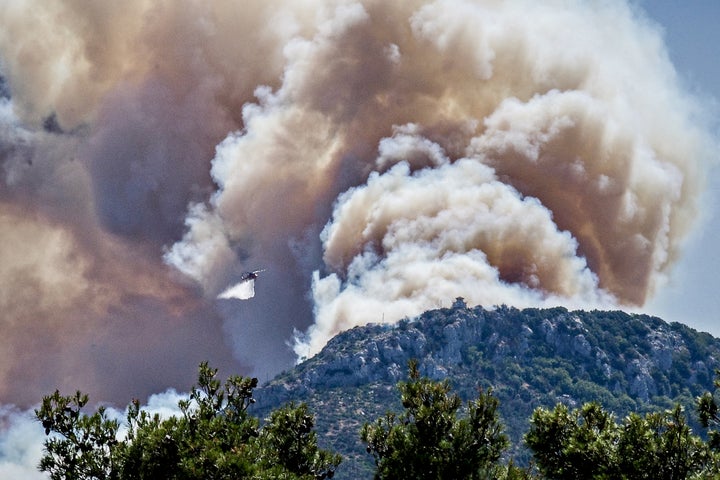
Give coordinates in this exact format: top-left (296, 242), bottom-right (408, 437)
top-left (165, 0), bottom-right (711, 359)
top-left (0, 0), bottom-right (713, 406)
top-left (0, 0), bottom-right (298, 405)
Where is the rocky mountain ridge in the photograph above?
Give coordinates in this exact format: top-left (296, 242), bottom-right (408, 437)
top-left (262, 300), bottom-right (715, 403)
top-left (253, 301), bottom-right (720, 478)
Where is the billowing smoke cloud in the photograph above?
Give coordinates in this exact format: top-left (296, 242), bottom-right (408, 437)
top-left (0, 0), bottom-right (291, 406)
top-left (0, 0), bottom-right (713, 421)
top-left (163, 0), bottom-right (712, 360)
top-left (0, 101), bottom-right (244, 409)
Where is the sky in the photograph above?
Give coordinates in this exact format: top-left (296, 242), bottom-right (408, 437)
top-left (639, 0), bottom-right (720, 336)
top-left (0, 1), bottom-right (718, 478)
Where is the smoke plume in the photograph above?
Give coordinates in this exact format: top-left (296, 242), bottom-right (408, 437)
top-left (164, 0), bottom-right (711, 360)
top-left (0, 0), bottom-right (713, 416)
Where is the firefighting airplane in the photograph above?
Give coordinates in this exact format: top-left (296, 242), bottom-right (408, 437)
top-left (217, 269), bottom-right (266, 300)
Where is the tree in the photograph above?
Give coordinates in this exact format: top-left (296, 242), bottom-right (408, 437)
top-left (698, 369), bottom-right (720, 449)
top-left (259, 402), bottom-right (342, 479)
top-left (36, 390), bottom-right (121, 480)
top-left (617, 406), bottom-right (709, 479)
top-left (696, 368), bottom-right (720, 478)
top-left (361, 359), bottom-right (529, 479)
top-left (525, 403), bottom-right (616, 479)
top-left (526, 401), bottom-right (715, 479)
top-left (36, 362), bottom-right (341, 480)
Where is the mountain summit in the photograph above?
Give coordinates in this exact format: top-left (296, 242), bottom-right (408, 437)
top-left (255, 301), bottom-right (720, 478)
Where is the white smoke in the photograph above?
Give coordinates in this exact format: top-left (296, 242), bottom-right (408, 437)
top-left (0, 407), bottom-right (46, 480)
top-left (0, 0), bottom-right (709, 384)
top-left (218, 278), bottom-right (257, 301)
top-left (0, 0), bottom-right (716, 474)
top-left (162, 0), bottom-right (712, 359)
top-left (297, 153), bottom-right (613, 358)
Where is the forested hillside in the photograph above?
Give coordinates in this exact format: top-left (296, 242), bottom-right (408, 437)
top-left (254, 300), bottom-right (720, 478)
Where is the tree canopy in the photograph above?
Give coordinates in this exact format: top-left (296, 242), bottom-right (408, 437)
top-left (36, 361), bottom-right (720, 480)
top-left (526, 402), bottom-right (716, 479)
top-left (360, 359), bottom-right (530, 479)
top-left (36, 362), bottom-right (341, 480)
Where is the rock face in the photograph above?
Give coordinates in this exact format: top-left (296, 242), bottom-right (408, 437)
top-left (261, 302), bottom-right (717, 405)
top-left (254, 302), bottom-right (720, 479)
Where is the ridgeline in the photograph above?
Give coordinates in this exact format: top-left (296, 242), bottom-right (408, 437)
top-left (254, 300), bottom-right (720, 479)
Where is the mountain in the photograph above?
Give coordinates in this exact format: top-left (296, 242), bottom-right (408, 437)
top-left (252, 299), bottom-right (720, 479)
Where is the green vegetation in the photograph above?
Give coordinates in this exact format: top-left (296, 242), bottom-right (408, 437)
top-left (36, 362), bottom-right (341, 480)
top-left (256, 305), bottom-right (720, 475)
top-left (527, 402), bottom-right (716, 479)
top-left (37, 360), bottom-right (720, 479)
top-left (36, 304), bottom-right (720, 479)
top-left (360, 359), bottom-right (521, 479)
